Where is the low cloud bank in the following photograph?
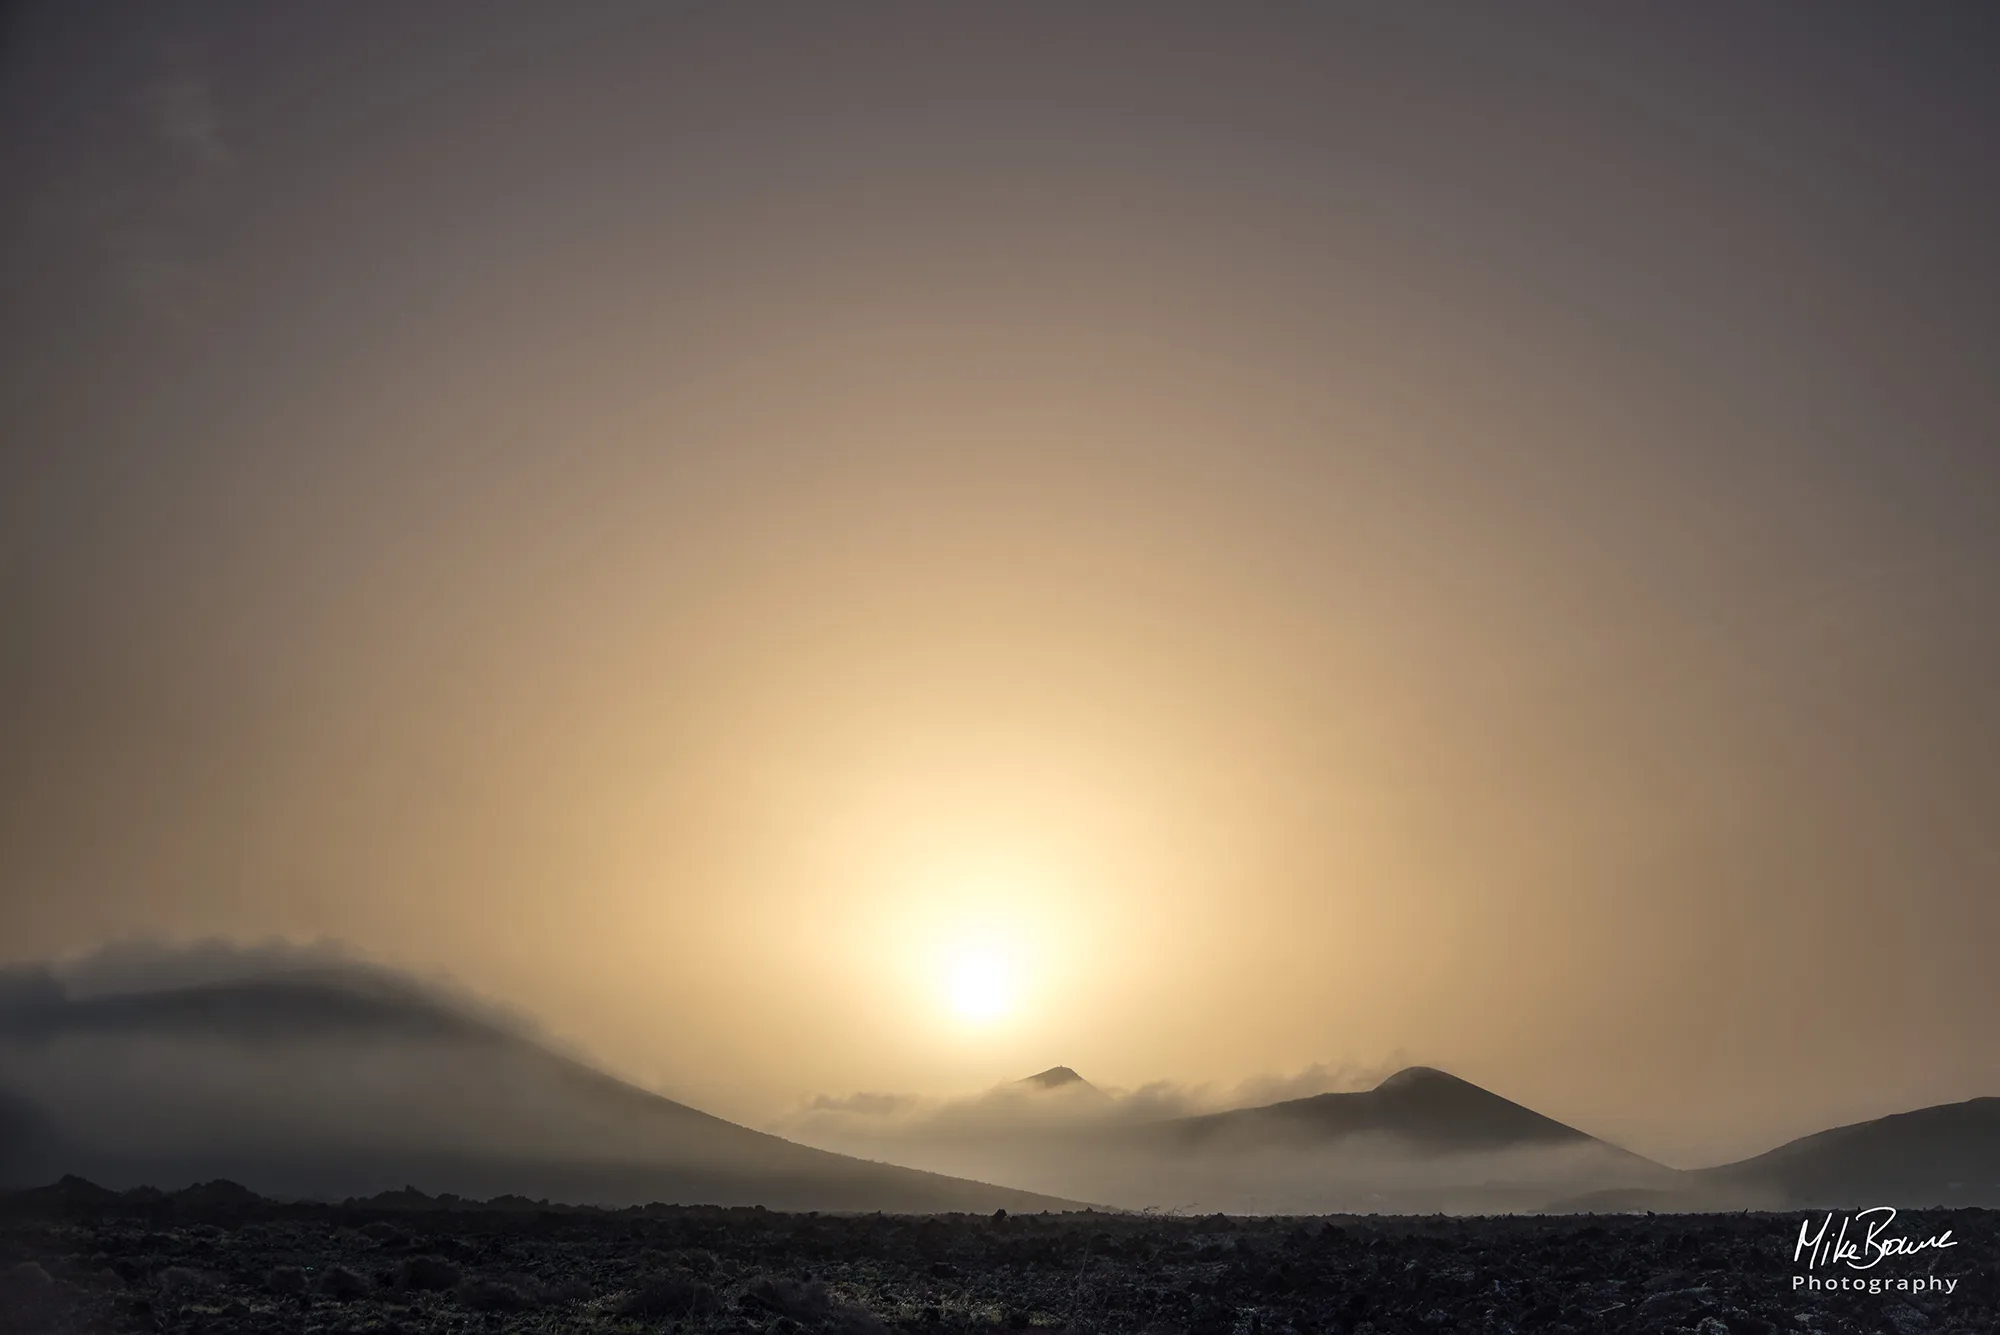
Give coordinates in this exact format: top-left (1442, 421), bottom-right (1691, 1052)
top-left (0, 938), bottom-right (815, 1203)
top-left (776, 1055), bottom-right (1408, 1135)
top-left (0, 937), bottom-right (546, 1040)
top-left (780, 1056), bottom-right (1416, 1143)
top-left (774, 1060), bottom-right (1687, 1213)
top-left (0, 939), bottom-right (1689, 1212)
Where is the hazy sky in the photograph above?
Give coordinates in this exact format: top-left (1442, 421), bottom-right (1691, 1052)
top-left (3, 3), bottom-right (1997, 1168)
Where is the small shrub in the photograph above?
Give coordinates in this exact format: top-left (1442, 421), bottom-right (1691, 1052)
top-left (396, 1255), bottom-right (462, 1291)
top-left (266, 1266), bottom-right (307, 1295)
top-left (618, 1271), bottom-right (719, 1319)
top-left (156, 1266), bottom-right (208, 1295)
top-left (535, 1276), bottom-right (594, 1305)
top-left (4, 1263), bottom-right (52, 1292)
top-left (742, 1275), bottom-right (886, 1335)
top-left (457, 1277), bottom-right (537, 1312)
top-left (315, 1265), bottom-right (369, 1300)
top-left (742, 1276), bottom-right (832, 1321)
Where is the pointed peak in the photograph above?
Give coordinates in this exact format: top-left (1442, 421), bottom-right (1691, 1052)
top-left (1020, 1065), bottom-right (1087, 1089)
top-left (1374, 1065), bottom-right (1471, 1092)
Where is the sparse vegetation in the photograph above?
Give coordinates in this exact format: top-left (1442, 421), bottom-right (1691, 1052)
top-left (0, 1179), bottom-right (1992, 1333)
top-left (396, 1253), bottom-right (462, 1291)
top-left (616, 1269), bottom-right (718, 1319)
top-left (263, 1264), bottom-right (306, 1294)
top-left (457, 1275), bottom-right (537, 1311)
top-left (311, 1263), bottom-right (369, 1299)
top-left (742, 1274), bottom-right (887, 1334)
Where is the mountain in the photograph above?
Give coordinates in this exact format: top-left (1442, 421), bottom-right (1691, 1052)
top-left (1102, 1071), bottom-right (2000, 1212)
top-left (1694, 1097), bottom-right (2000, 1208)
top-left (0, 967), bottom-right (1075, 1213)
top-left (1089, 1067), bottom-right (1678, 1213)
top-left (787, 1065), bottom-right (1678, 1213)
top-left (1014, 1066), bottom-right (1116, 1110)
top-left (1151, 1066), bottom-right (1601, 1153)
top-left (17, 956), bottom-right (1991, 1215)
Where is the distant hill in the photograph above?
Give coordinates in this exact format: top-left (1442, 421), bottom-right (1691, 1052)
top-left (0, 968), bottom-right (1076, 1213)
top-left (1088, 1067), bottom-right (1678, 1213)
top-left (1150, 1066), bottom-right (1601, 1153)
top-left (1695, 1097), bottom-right (2000, 1208)
top-left (785, 1064), bottom-right (1680, 1213)
top-left (1013, 1066), bottom-right (1115, 1110)
top-left (13, 959), bottom-right (1993, 1214)
top-left (1111, 1071), bottom-right (2000, 1212)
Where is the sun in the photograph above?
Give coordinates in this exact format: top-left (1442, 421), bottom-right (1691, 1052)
top-left (945, 949), bottom-right (1015, 1025)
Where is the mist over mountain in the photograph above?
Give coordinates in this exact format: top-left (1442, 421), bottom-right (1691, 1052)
top-left (6, 942), bottom-right (1993, 1215)
top-left (1146, 1066), bottom-right (1596, 1154)
top-left (784, 1057), bottom-right (1410, 1141)
top-left (783, 1063), bottom-right (1679, 1213)
top-left (0, 944), bottom-right (1072, 1213)
top-left (786, 1063), bottom-right (2000, 1213)
top-left (4, 0), bottom-right (1999, 1251)
top-left (1693, 1098), bottom-right (2000, 1209)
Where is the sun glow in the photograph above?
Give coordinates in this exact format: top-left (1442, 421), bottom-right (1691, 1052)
top-left (821, 837), bottom-right (1121, 1044)
top-left (945, 948), bottom-right (1015, 1024)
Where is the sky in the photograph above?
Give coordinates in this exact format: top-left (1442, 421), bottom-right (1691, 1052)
top-left (2, 2), bottom-right (1997, 1169)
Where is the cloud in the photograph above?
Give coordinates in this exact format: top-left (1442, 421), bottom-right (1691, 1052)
top-left (807, 1091), bottom-right (919, 1116)
top-left (1222, 1056), bottom-right (1413, 1107)
top-left (34, 935), bottom-right (362, 997)
top-left (0, 938), bottom-right (1074, 1210)
top-left (0, 938), bottom-right (675, 1196)
top-left (0, 943), bottom-right (1677, 1212)
top-left (773, 1052), bottom-right (1680, 1214)
top-left (0, 936), bottom-right (555, 1052)
top-left (775, 1051), bottom-right (1417, 1142)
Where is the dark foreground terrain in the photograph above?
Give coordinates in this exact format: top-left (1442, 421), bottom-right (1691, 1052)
top-left (0, 1180), bottom-right (1987, 1335)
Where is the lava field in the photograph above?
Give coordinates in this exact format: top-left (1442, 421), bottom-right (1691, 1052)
top-left (0, 1181), bottom-right (1988, 1334)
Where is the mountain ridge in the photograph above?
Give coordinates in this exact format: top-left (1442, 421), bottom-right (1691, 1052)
top-left (0, 971), bottom-right (1080, 1213)
top-left (1692, 1095), bottom-right (2000, 1208)
top-left (9, 964), bottom-right (1993, 1213)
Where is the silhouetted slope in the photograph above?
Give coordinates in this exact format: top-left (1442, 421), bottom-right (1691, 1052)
top-left (1697, 1097), bottom-right (2000, 1207)
top-left (788, 1065), bottom-right (1681, 1212)
top-left (0, 971), bottom-right (1075, 1212)
top-left (1153, 1066), bottom-right (1611, 1153)
top-left (1044, 1067), bottom-right (1681, 1213)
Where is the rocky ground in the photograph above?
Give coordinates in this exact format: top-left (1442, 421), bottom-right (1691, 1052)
top-left (0, 1179), bottom-right (1987, 1334)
